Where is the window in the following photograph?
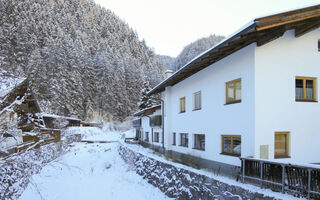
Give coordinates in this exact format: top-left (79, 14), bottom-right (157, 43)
top-left (226, 78), bottom-right (241, 104)
top-left (137, 130), bottom-right (142, 139)
top-left (180, 133), bottom-right (188, 147)
top-left (318, 39), bottom-right (320, 51)
top-left (194, 134), bottom-right (205, 150)
top-left (145, 132), bottom-right (149, 142)
top-left (172, 132), bottom-right (176, 145)
top-left (180, 97), bottom-right (186, 113)
top-left (153, 132), bottom-right (159, 142)
top-left (275, 132), bottom-right (289, 158)
top-left (221, 135), bottom-right (241, 156)
top-left (295, 77), bottom-right (317, 101)
top-left (193, 91), bottom-right (201, 110)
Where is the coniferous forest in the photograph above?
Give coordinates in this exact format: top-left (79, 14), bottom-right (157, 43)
top-left (0, 0), bottom-right (225, 122)
top-left (0, 0), bottom-right (164, 121)
top-left (157, 35), bottom-right (225, 71)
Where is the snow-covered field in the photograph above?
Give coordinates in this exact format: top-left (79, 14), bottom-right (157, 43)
top-left (19, 142), bottom-right (171, 200)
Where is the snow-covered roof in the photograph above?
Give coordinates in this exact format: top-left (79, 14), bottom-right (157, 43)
top-left (41, 113), bottom-right (81, 121)
top-left (133, 104), bottom-right (161, 117)
top-left (0, 69), bottom-right (26, 99)
top-left (148, 4), bottom-right (320, 95)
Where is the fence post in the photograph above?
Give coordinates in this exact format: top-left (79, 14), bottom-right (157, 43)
top-left (281, 164), bottom-right (285, 193)
top-left (260, 161), bottom-right (263, 188)
top-left (242, 158), bottom-right (245, 183)
top-left (307, 169), bottom-right (311, 199)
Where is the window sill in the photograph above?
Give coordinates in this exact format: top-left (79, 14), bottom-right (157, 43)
top-left (179, 145), bottom-right (188, 148)
top-left (179, 111), bottom-right (186, 114)
top-left (220, 152), bottom-right (240, 157)
top-left (275, 156), bottom-right (291, 159)
top-left (225, 100), bottom-right (241, 105)
top-left (192, 108), bottom-right (201, 111)
top-left (192, 148), bottom-right (205, 151)
top-left (295, 99), bottom-right (317, 103)
top-left (172, 144), bottom-right (176, 146)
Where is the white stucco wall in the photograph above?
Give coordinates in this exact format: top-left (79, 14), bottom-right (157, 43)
top-left (140, 109), bottom-right (163, 147)
top-left (163, 43), bottom-right (256, 166)
top-left (254, 28), bottom-right (320, 163)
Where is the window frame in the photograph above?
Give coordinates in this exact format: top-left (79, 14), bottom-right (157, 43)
top-left (172, 132), bottom-right (176, 145)
top-left (145, 132), bottom-right (149, 142)
top-left (154, 132), bottom-right (159, 143)
top-left (180, 133), bottom-right (188, 147)
top-left (221, 135), bottom-right (241, 156)
top-left (274, 132), bottom-right (290, 158)
top-left (225, 78), bottom-right (242, 104)
top-left (318, 39), bottom-right (320, 52)
top-left (193, 91), bottom-right (201, 111)
top-left (295, 76), bottom-right (317, 102)
top-left (179, 97), bottom-right (186, 113)
top-left (193, 134), bottom-right (205, 151)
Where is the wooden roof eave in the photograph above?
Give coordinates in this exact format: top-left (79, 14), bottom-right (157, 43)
top-left (256, 5), bottom-right (320, 31)
top-left (147, 22), bottom-right (257, 95)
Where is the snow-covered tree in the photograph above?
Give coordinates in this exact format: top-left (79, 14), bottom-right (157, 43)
top-left (0, 0), bottom-right (165, 121)
top-left (138, 81), bottom-right (156, 110)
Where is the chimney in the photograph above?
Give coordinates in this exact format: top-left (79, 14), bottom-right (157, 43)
top-left (165, 70), bottom-right (173, 78)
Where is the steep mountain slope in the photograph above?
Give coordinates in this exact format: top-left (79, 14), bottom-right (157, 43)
top-left (158, 35), bottom-right (224, 71)
top-left (0, 0), bottom-right (164, 121)
top-left (156, 55), bottom-right (176, 71)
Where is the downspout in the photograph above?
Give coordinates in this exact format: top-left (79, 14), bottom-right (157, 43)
top-left (146, 115), bottom-right (151, 143)
top-left (161, 99), bottom-right (165, 150)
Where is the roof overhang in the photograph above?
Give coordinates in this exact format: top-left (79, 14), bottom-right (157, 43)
top-left (133, 104), bottom-right (161, 117)
top-left (148, 4), bottom-right (320, 96)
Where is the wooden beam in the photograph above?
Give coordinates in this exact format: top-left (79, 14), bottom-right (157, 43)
top-left (295, 21), bottom-right (320, 37)
top-left (257, 12), bottom-right (320, 31)
top-left (257, 30), bottom-right (285, 47)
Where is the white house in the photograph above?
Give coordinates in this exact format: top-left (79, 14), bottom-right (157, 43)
top-left (146, 5), bottom-right (320, 177)
top-left (133, 105), bottom-right (164, 151)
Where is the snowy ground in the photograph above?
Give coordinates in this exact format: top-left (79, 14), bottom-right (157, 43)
top-left (18, 127), bottom-right (300, 200)
top-left (19, 142), bottom-right (171, 200)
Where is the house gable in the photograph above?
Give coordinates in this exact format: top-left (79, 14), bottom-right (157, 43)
top-left (148, 4), bottom-right (320, 96)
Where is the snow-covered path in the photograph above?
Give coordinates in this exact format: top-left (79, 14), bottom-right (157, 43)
top-left (19, 142), bottom-right (171, 200)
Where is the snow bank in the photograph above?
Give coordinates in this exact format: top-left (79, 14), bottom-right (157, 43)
top-left (122, 129), bottom-right (136, 138)
top-left (0, 134), bottom-right (82, 200)
top-left (19, 143), bottom-right (171, 200)
top-left (0, 69), bottom-right (25, 99)
top-left (63, 125), bottom-right (129, 142)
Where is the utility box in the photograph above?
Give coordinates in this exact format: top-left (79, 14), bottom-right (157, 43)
top-left (260, 145), bottom-right (269, 159)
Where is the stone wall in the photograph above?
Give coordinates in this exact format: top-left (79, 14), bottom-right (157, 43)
top-left (119, 145), bottom-right (274, 200)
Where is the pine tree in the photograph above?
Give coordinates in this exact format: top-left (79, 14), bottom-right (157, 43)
top-left (138, 81), bottom-right (156, 110)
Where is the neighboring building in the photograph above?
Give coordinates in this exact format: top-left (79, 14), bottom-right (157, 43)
top-left (0, 69), bottom-right (44, 152)
top-left (145, 5), bottom-right (320, 177)
top-left (133, 105), bottom-right (163, 151)
top-left (42, 113), bottom-right (81, 129)
top-left (80, 121), bottom-right (103, 128)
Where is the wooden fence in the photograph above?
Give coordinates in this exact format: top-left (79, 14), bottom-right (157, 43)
top-left (15, 129), bottom-right (61, 153)
top-left (240, 157), bottom-right (320, 199)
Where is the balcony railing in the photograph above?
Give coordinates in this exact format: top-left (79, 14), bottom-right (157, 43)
top-left (240, 157), bottom-right (320, 199)
top-left (150, 115), bottom-right (162, 127)
top-left (132, 119), bottom-right (141, 128)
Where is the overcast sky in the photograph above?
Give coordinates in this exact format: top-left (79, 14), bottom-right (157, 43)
top-left (93, 0), bottom-right (320, 57)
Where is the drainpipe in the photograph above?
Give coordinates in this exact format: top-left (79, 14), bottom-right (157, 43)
top-left (146, 115), bottom-right (151, 143)
top-left (161, 100), bottom-right (165, 151)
